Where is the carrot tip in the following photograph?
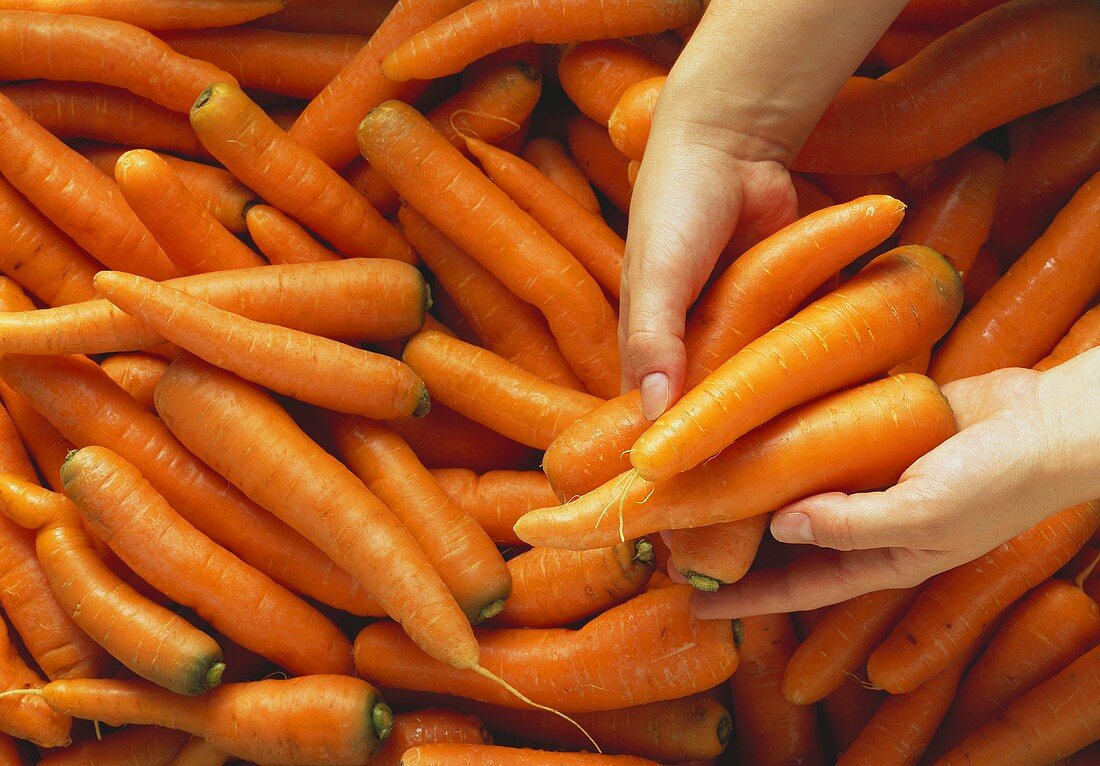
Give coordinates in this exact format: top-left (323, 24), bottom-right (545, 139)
top-left (683, 571), bottom-right (722, 592)
top-left (413, 387), bottom-right (431, 418)
top-left (372, 701), bottom-right (393, 742)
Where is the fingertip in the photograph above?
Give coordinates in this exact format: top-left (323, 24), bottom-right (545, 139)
top-left (640, 371), bottom-right (670, 420)
top-left (690, 586), bottom-right (749, 620)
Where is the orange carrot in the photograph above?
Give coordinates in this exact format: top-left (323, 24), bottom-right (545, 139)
top-left (963, 244), bottom-right (1002, 310)
top-left (0, 734), bottom-right (20, 766)
top-left (862, 23), bottom-right (943, 70)
top-left (115, 150), bottom-right (266, 274)
top-left (399, 206), bottom-right (584, 390)
top-left (154, 356), bottom-right (478, 670)
top-left (522, 137), bottom-right (601, 215)
top-left (100, 354), bottom-right (169, 411)
top-left (389, 403), bottom-right (537, 474)
top-left (810, 172), bottom-right (907, 205)
top-left (896, 0), bottom-right (1013, 25)
top-left (255, 0), bottom-right (394, 35)
top-left (93, 271), bottom-right (429, 419)
top-left (630, 30), bottom-right (684, 67)
top-left (162, 28), bottom-right (365, 99)
top-left (0, 1), bottom-right (287, 30)
top-left (399, 745), bottom-right (659, 765)
top-left (244, 204), bottom-right (340, 264)
top-left (607, 74), bottom-right (663, 161)
top-left (36, 726), bottom-right (188, 766)
top-left (402, 329), bottom-right (601, 450)
top-left (1034, 305), bottom-right (1100, 371)
top-left (166, 738), bottom-right (229, 766)
top-left (355, 585), bottom-right (738, 712)
top-left (371, 710), bottom-right (490, 766)
top-left (867, 502), bottom-right (1100, 694)
top-left (929, 170), bottom-right (1100, 383)
top-left (359, 100), bottom-right (620, 397)
top-left (668, 517), bottom-right (768, 591)
top-left (566, 115), bottom-right (633, 213)
top-left (821, 677), bottom-right (885, 752)
top-left (790, 174), bottom-right (835, 216)
top-left (558, 39), bottom-right (666, 126)
top-left (0, 93), bottom-right (180, 280)
top-left (0, 382), bottom-right (73, 491)
top-left (795, 0), bottom-right (1100, 173)
top-left (381, 0), bottom-right (703, 81)
top-left (190, 82), bottom-right (413, 263)
top-left (632, 245), bottom-right (962, 482)
top-left (0, 612), bottom-right (72, 747)
top-left (430, 469), bottom-right (557, 545)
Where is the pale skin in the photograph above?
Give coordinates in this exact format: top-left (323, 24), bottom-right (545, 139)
top-left (622, 0), bottom-right (1100, 617)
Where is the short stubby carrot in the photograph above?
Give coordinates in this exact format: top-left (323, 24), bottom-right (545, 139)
top-left (245, 204), bottom-right (341, 264)
top-left (381, 0), bottom-right (703, 81)
top-left (0, 11), bottom-right (238, 112)
top-left (33, 675), bottom-right (391, 766)
top-left (566, 115), bottom-right (633, 213)
top-left (354, 585), bottom-right (738, 712)
top-left (517, 374), bottom-right (956, 550)
top-left (94, 271), bottom-right (429, 420)
top-left (558, 39), bottom-right (667, 126)
top-left (631, 245), bottom-right (962, 482)
top-left (0, 0), bottom-right (288, 30)
top-left (190, 82), bottom-right (413, 263)
top-left (430, 469), bottom-right (558, 546)
top-left (400, 744), bottom-right (659, 765)
top-left (521, 137), bottom-right (601, 214)
top-left (668, 517), bottom-right (769, 591)
top-left (0, 611), bottom-right (72, 748)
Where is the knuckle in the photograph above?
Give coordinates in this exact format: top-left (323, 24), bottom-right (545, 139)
top-left (624, 330), bottom-right (683, 376)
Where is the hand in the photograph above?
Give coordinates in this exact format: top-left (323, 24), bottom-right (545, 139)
top-left (691, 348), bottom-right (1100, 618)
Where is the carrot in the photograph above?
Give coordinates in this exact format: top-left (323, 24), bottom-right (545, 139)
top-left (0, 1), bottom-right (286, 30)
top-left (933, 643), bottom-right (1100, 766)
top-left (371, 710), bottom-right (490, 766)
top-left (167, 738), bottom-right (229, 766)
top-left (0, 259), bottom-right (429, 356)
top-left (356, 585), bottom-right (737, 712)
top-left (963, 244), bottom-right (1002, 310)
top-left (0, 352), bottom-right (378, 616)
top-left (607, 75), bottom-right (663, 161)
top-left (190, 83), bottom-right (412, 263)
top-left (399, 745), bottom-right (659, 765)
top-left (566, 115), bottom-right (633, 214)
top-left (1034, 305), bottom-right (1100, 371)
top-left (114, 150), bottom-right (266, 274)
top-left (898, 145), bottom-right (1004, 277)
top-left (518, 374), bottom-right (956, 550)
top-left (60, 445), bottom-right (354, 676)
top-left (557, 39), bottom-right (666, 126)
top-left (488, 540), bottom-right (654, 628)
top-left (37, 726), bottom-right (189, 766)
top-left (867, 502), bottom-right (1100, 694)
top-left (728, 614), bottom-right (823, 766)
top-left (933, 579), bottom-right (1100, 754)
top-left (988, 89), bottom-right (1100, 263)
top-left (521, 138), bottom-right (601, 215)
top-left (810, 172), bottom-right (907, 205)
top-left (402, 329), bottom-right (601, 450)
top-left (0, 612), bottom-right (71, 747)
top-left (359, 101), bottom-right (620, 397)
top-left (630, 30), bottom-right (684, 67)
top-left (795, 0), bottom-right (1100, 173)
top-left (430, 469), bottom-right (558, 546)
top-left (94, 271), bottom-right (429, 419)
top-left (862, 23), bottom-right (942, 70)
top-left (30, 675), bottom-right (391, 766)
top-left (0, 82), bottom-right (207, 159)
top-left (389, 403), bottom-right (537, 474)
top-left (790, 174), bottom-right (835, 216)
top-left (381, 0), bottom-right (703, 82)
top-left (330, 416), bottom-right (512, 624)
top-left (821, 677), bottom-right (885, 752)
top-left (542, 195), bottom-right (905, 500)
top-left (631, 245), bottom-right (962, 482)
top-left (0, 174), bottom-right (99, 307)
top-left (162, 28), bottom-right (364, 99)
top-left (466, 137), bottom-right (625, 298)
top-left (0, 735), bottom-right (20, 766)
top-left (244, 205), bottom-right (340, 264)
top-left (0, 11), bottom-right (237, 112)
top-left (782, 588), bottom-right (922, 705)
top-left (255, 0), bottom-right (394, 35)
top-left (0, 93), bottom-right (180, 280)
top-left (0, 474), bottom-right (225, 695)
top-left (929, 170), bottom-right (1100, 383)
top-left (154, 356), bottom-right (478, 670)
top-left (0, 382), bottom-right (73, 491)
top-left (668, 517), bottom-right (768, 591)
top-left (896, 0), bottom-right (1013, 25)
top-left (100, 354), bottom-right (169, 411)
top-left (399, 206), bottom-right (584, 390)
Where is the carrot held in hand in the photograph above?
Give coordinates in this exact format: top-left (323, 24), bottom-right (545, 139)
top-left (557, 39), bottom-right (666, 127)
top-left (1033, 305), bottom-right (1100, 371)
top-left (607, 75), bottom-right (663, 162)
top-left (668, 517), bottom-right (768, 591)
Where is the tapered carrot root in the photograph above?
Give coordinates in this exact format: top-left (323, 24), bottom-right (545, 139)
top-left (567, 115), bottom-right (633, 213)
top-left (36, 726), bottom-right (189, 766)
top-left (668, 518), bottom-right (768, 591)
top-left (244, 205), bottom-right (340, 264)
top-left (1034, 305), bottom-right (1100, 371)
top-left (0, 1), bottom-right (287, 30)
top-left (868, 502), bottom-right (1100, 694)
top-left (489, 540), bottom-right (654, 628)
top-left (34, 676), bottom-right (391, 766)
top-left (389, 403), bottom-right (537, 474)
top-left (558, 39), bottom-right (667, 126)
top-left (355, 586), bottom-right (738, 712)
top-left (0, 615), bottom-right (71, 748)
top-left (400, 745), bottom-right (659, 765)
top-left (518, 375), bottom-right (956, 550)
top-left (522, 138), bottom-right (601, 215)
top-left (430, 469), bottom-right (557, 545)
top-left (371, 710), bottom-right (490, 766)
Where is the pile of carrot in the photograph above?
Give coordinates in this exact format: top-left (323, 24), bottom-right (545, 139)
top-left (0, 0), bottom-right (1096, 764)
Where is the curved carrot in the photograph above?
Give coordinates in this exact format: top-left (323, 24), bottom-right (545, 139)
top-left (381, 0), bottom-right (703, 81)
top-left (0, 11), bottom-right (237, 112)
top-left (355, 585), bottom-right (738, 712)
top-left (1034, 305), bottom-right (1100, 372)
top-left (154, 356), bottom-right (478, 670)
top-left (388, 402), bottom-right (537, 474)
top-left (371, 710), bottom-right (490, 766)
top-left (862, 23), bottom-right (942, 70)
top-left (0, 93), bottom-right (180, 280)
top-left (36, 726), bottom-right (188, 766)
top-left (0, 612), bottom-right (71, 748)
top-left (795, 0), bottom-right (1100, 173)
top-left (400, 745), bottom-right (658, 765)
top-left (402, 329), bottom-right (601, 450)
top-left (522, 137), bottom-right (601, 215)
top-left (162, 28), bottom-right (364, 99)
top-left (566, 115), bottom-right (633, 214)
top-left (558, 39), bottom-right (666, 126)
top-left (896, 0), bottom-right (1012, 24)
top-left (430, 469), bottom-right (557, 546)
top-left (0, 1), bottom-right (287, 30)
top-left (929, 170), bottom-right (1100, 383)
top-left (668, 517), bottom-right (768, 591)
top-left (244, 205), bottom-right (340, 264)
top-left (358, 100), bottom-right (620, 397)
top-left (93, 271), bottom-right (429, 420)
top-left (867, 502), bottom-right (1100, 694)
top-left (518, 374), bottom-right (956, 550)
top-left (190, 82), bottom-right (412, 263)
top-left (607, 75), bottom-right (663, 161)
top-left (115, 150), bottom-right (266, 274)
top-left (35, 675), bottom-right (390, 766)
top-left (100, 354), bottom-right (169, 411)
top-left (963, 244), bottom-right (1002, 310)
top-left (633, 245), bottom-right (962, 482)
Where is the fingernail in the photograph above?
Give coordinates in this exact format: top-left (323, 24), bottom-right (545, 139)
top-left (640, 372), bottom-right (669, 420)
top-left (771, 512), bottom-right (815, 544)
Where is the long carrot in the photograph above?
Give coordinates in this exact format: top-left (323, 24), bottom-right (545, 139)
top-left (557, 39), bottom-right (666, 126)
top-left (256, 0), bottom-right (394, 35)
top-left (381, 0), bottom-right (703, 81)
top-left (0, 1), bottom-right (286, 30)
top-left (430, 469), bottom-right (557, 546)
top-left (867, 502), bottom-right (1100, 694)
top-left (371, 710), bottom-right (490, 766)
top-left (93, 271), bottom-right (429, 419)
top-left (36, 726), bottom-right (189, 766)
top-left (190, 82), bottom-right (412, 263)
top-left (1034, 305), bottom-right (1100, 371)
top-left (0, 613), bottom-right (71, 748)
top-left (522, 137), bottom-right (601, 215)
top-left (668, 517), bottom-right (769, 591)
top-left (100, 354), bottom-right (169, 411)
top-left (566, 115), bottom-right (633, 214)
top-left (399, 745), bottom-right (658, 765)
top-left (244, 204), bottom-right (340, 264)
top-left (929, 170), bottom-right (1100, 383)
top-left (519, 374), bottom-right (956, 550)
top-left (0, 93), bottom-right (180, 280)
top-left (359, 100), bottom-right (620, 397)
top-left (355, 585), bottom-right (738, 712)
top-left (389, 403), bottom-right (537, 474)
top-left (795, 0), bottom-right (1100, 173)
top-left (154, 356), bottom-right (478, 670)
